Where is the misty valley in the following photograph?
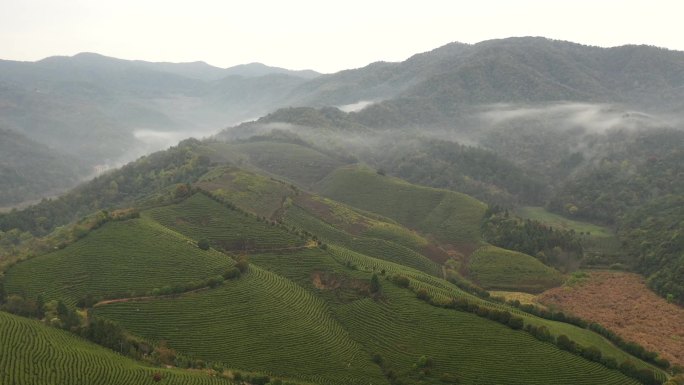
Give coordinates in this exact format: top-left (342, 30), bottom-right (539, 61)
top-left (1, 37), bottom-right (683, 385)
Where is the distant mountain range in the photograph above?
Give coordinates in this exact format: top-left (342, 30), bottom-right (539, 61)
top-left (2, 37), bottom-right (684, 206)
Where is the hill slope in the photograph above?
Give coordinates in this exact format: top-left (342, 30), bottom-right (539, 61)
top-left (0, 311), bottom-right (232, 385)
top-left (0, 128), bottom-right (88, 206)
top-left (316, 165), bottom-right (487, 253)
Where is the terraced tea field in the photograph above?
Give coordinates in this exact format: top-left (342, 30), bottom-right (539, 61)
top-left (333, 283), bottom-right (640, 385)
top-left (145, 193), bottom-right (304, 251)
top-left (0, 312), bottom-right (233, 385)
top-left (316, 165), bottom-right (486, 251)
top-left (468, 245), bottom-right (564, 293)
top-left (4, 217), bottom-right (232, 304)
top-left (284, 205), bottom-right (441, 276)
top-left (222, 141), bottom-right (346, 187)
top-left (324, 245), bottom-right (666, 378)
top-left (95, 265), bottom-right (385, 385)
top-left (196, 166), bottom-right (296, 218)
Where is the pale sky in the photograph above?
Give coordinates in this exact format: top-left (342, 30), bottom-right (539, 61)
top-left (1, 0), bottom-right (683, 73)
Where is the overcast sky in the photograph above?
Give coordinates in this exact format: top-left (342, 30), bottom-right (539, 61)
top-left (1, 0), bottom-right (683, 73)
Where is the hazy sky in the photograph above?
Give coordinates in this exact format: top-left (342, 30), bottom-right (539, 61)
top-left (1, 0), bottom-right (683, 73)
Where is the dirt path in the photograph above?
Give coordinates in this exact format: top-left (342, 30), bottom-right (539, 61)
top-left (93, 287), bottom-right (210, 307)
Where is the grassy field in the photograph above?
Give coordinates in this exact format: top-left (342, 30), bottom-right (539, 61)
top-left (145, 193), bottom-right (305, 251)
top-left (316, 165), bottom-right (486, 253)
top-left (468, 245), bottom-right (565, 293)
top-left (0, 311), bottom-right (233, 385)
top-left (4, 217), bottom-right (233, 304)
top-left (515, 207), bottom-right (613, 237)
top-left (94, 264), bottom-right (386, 385)
top-left (489, 291), bottom-right (541, 306)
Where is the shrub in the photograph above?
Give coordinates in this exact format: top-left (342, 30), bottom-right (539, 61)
top-left (370, 274), bottom-right (381, 293)
top-left (222, 267), bottom-right (241, 280)
top-left (416, 289), bottom-right (430, 302)
top-left (197, 238), bottom-right (210, 250)
top-left (393, 275), bottom-right (410, 288)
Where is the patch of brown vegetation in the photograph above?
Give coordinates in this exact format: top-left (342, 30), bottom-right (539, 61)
top-left (538, 271), bottom-right (684, 367)
top-left (420, 243), bottom-right (450, 265)
top-left (311, 271), bottom-right (370, 294)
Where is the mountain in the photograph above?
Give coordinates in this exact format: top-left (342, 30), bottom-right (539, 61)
top-left (43, 52), bottom-right (320, 80)
top-left (224, 62), bottom-right (321, 79)
top-left (0, 128), bottom-right (88, 207)
top-left (4, 37), bottom-right (684, 208)
top-left (0, 139), bottom-right (669, 384)
top-left (1, 38), bottom-right (683, 384)
top-left (0, 53), bottom-right (319, 203)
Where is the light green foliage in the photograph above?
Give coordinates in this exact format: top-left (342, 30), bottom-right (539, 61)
top-left (468, 245), bottom-right (564, 293)
top-left (0, 311), bottom-right (233, 385)
top-left (4, 217), bottom-right (232, 304)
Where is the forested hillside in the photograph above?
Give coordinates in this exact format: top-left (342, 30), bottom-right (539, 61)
top-left (0, 128), bottom-right (88, 206)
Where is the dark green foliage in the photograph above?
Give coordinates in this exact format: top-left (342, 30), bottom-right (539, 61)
top-left (0, 128), bottom-right (89, 206)
top-left (76, 294), bottom-right (101, 309)
top-left (222, 267), bottom-right (242, 280)
top-left (550, 129), bottom-right (683, 224)
top-left (556, 335), bottom-right (576, 353)
top-left (619, 195), bottom-right (684, 305)
top-left (416, 289), bottom-right (430, 302)
top-left (369, 273), bottom-right (381, 293)
top-left (507, 316), bottom-right (524, 330)
top-left (82, 317), bottom-right (129, 353)
top-left (197, 238), bottom-right (210, 250)
top-left (481, 207), bottom-right (584, 266)
top-left (581, 346), bottom-right (602, 362)
top-left (0, 278), bottom-right (5, 305)
top-left (393, 275), bottom-right (410, 288)
top-left (375, 138), bottom-right (546, 206)
top-left (1, 294), bottom-right (41, 318)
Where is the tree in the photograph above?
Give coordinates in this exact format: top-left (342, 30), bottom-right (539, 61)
top-left (393, 275), bottom-right (410, 288)
top-left (507, 316), bottom-right (524, 330)
top-left (2, 294), bottom-right (39, 318)
top-left (370, 273), bottom-right (381, 293)
top-left (556, 335), bottom-right (575, 352)
top-left (154, 340), bottom-right (176, 366)
top-left (197, 238), bottom-right (210, 250)
top-left (0, 279), bottom-right (6, 305)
